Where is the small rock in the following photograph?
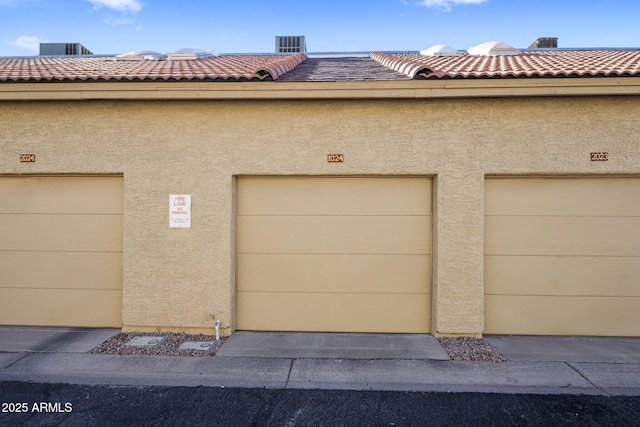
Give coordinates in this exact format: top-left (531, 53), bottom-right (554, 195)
top-left (437, 337), bottom-right (507, 362)
top-left (90, 332), bottom-right (227, 357)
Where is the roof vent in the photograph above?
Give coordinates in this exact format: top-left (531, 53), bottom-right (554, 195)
top-left (167, 48), bottom-right (217, 60)
top-left (115, 51), bottom-right (166, 61)
top-left (528, 37), bottom-right (558, 49)
top-left (420, 45), bottom-right (463, 57)
top-left (275, 36), bottom-right (307, 53)
top-left (467, 41), bottom-right (520, 56)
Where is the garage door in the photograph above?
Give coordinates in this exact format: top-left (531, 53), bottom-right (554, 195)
top-left (236, 176), bottom-right (432, 333)
top-left (485, 177), bottom-right (640, 336)
top-left (0, 176), bottom-right (123, 327)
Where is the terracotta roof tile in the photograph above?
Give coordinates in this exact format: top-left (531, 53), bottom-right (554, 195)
top-left (369, 52), bottom-right (433, 79)
top-left (0, 52), bottom-right (307, 82)
top-left (255, 53), bottom-right (308, 80)
top-left (2, 49), bottom-right (640, 83)
top-left (370, 50), bottom-right (640, 79)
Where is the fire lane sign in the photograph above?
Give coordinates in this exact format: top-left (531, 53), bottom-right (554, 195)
top-left (169, 194), bottom-right (191, 228)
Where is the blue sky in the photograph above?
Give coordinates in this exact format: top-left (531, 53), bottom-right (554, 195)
top-left (1, 0), bottom-right (639, 56)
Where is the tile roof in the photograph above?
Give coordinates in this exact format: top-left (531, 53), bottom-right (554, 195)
top-left (1, 49), bottom-right (640, 83)
top-left (371, 50), bottom-right (640, 79)
top-left (0, 52), bottom-right (307, 82)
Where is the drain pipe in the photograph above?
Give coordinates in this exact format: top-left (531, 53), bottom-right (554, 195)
top-left (214, 320), bottom-right (221, 341)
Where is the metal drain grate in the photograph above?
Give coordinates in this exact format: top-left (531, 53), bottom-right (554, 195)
top-left (126, 336), bottom-right (167, 347)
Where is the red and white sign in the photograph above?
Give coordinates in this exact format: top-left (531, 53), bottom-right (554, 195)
top-left (169, 194), bottom-right (191, 228)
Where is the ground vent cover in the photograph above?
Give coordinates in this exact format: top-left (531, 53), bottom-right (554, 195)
top-left (126, 336), bottom-right (167, 347)
top-left (178, 341), bottom-right (215, 351)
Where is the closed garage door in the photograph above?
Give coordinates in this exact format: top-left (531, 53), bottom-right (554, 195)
top-left (0, 176), bottom-right (123, 327)
top-left (485, 177), bottom-right (640, 336)
top-left (236, 176), bottom-right (432, 333)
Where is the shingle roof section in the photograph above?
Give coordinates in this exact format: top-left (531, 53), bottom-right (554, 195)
top-left (0, 52), bottom-right (307, 82)
top-left (371, 50), bottom-right (640, 79)
top-left (277, 57), bottom-right (411, 81)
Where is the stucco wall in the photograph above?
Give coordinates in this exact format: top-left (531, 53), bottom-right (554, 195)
top-left (1, 96), bottom-right (639, 336)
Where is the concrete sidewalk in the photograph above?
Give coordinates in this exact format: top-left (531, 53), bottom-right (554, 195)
top-left (1, 327), bottom-right (639, 396)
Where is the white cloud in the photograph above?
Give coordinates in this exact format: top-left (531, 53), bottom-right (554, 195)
top-left (104, 14), bottom-right (134, 25)
top-left (86, 0), bottom-right (142, 13)
top-left (9, 35), bottom-right (47, 51)
top-left (418, 0), bottom-right (488, 12)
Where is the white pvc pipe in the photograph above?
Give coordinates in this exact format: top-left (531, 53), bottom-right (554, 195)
top-left (214, 320), bottom-right (221, 341)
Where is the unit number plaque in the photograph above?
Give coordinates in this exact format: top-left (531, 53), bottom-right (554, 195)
top-left (327, 154), bottom-right (344, 163)
top-left (20, 154), bottom-right (35, 162)
top-left (591, 152), bottom-right (608, 161)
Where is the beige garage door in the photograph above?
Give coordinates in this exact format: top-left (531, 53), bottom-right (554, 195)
top-left (485, 177), bottom-right (640, 336)
top-left (236, 176), bottom-right (432, 333)
top-left (0, 176), bottom-right (123, 327)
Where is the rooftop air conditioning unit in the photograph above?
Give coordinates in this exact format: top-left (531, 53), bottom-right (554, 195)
top-left (528, 37), bottom-right (558, 49)
top-left (39, 43), bottom-right (93, 56)
top-left (275, 36), bottom-right (306, 53)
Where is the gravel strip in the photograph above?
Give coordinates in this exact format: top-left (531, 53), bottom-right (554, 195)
top-left (437, 337), bottom-right (507, 363)
top-left (92, 333), bottom-right (505, 362)
top-left (90, 332), bottom-right (227, 357)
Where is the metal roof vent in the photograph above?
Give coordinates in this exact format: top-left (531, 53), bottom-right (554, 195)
top-left (420, 45), bottom-right (463, 57)
top-left (167, 48), bottom-right (217, 60)
top-left (467, 41), bottom-right (520, 56)
top-left (276, 36), bottom-right (307, 53)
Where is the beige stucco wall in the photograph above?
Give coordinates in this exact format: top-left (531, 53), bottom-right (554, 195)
top-left (1, 95), bottom-right (639, 336)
